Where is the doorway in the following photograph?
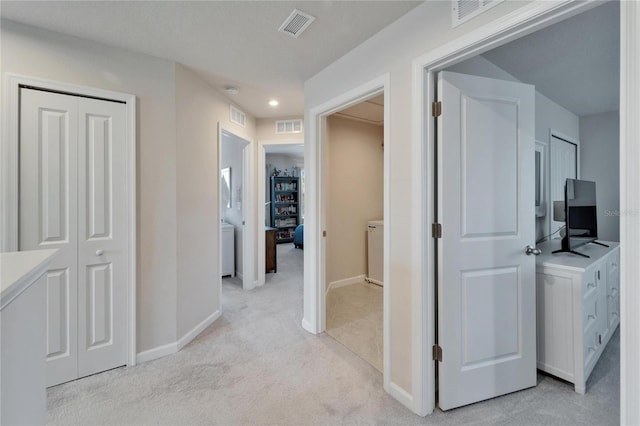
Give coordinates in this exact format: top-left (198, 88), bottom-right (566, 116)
top-left (429, 0), bottom-right (621, 414)
top-left (324, 95), bottom-right (385, 372)
top-left (219, 127), bottom-right (254, 291)
top-left (257, 140), bottom-right (304, 288)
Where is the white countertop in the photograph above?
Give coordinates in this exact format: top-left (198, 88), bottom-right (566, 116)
top-left (1, 249), bottom-right (57, 310)
top-left (536, 239), bottom-right (619, 272)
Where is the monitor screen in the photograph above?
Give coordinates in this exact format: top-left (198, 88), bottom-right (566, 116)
top-left (566, 179), bottom-right (597, 250)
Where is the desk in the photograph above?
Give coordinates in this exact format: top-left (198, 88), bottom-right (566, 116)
top-left (266, 227), bottom-right (277, 273)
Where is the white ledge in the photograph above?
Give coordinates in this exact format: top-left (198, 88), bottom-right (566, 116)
top-left (1, 249), bottom-right (58, 310)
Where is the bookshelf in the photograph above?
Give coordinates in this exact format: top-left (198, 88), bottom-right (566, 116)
top-left (270, 176), bottom-right (300, 243)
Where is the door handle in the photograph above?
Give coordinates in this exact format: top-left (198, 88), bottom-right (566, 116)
top-left (525, 245), bottom-right (541, 256)
top-left (95, 249), bottom-right (105, 256)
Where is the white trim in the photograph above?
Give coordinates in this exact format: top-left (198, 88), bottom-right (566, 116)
top-left (256, 138), bottom-right (304, 288)
top-left (620, 1), bottom-right (640, 424)
top-left (218, 126), bottom-right (254, 291)
top-left (305, 73), bottom-right (391, 406)
top-left (137, 309), bottom-right (221, 363)
top-left (412, 0), bottom-right (606, 416)
top-left (388, 382), bottom-right (414, 411)
top-left (136, 342), bottom-right (178, 364)
top-left (177, 310), bottom-right (221, 351)
top-left (1, 73), bottom-right (138, 367)
top-left (326, 275), bottom-right (366, 294)
top-left (549, 128), bottom-right (580, 178)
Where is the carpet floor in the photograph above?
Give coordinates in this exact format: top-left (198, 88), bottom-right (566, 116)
top-left (47, 243), bottom-right (619, 425)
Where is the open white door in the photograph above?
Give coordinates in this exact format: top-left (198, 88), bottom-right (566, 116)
top-left (437, 71), bottom-right (537, 410)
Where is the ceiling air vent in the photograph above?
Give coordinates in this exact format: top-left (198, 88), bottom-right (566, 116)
top-left (279, 9), bottom-right (316, 38)
top-left (230, 105), bottom-right (246, 128)
top-left (452, 0), bottom-right (504, 28)
top-left (276, 119), bottom-right (303, 134)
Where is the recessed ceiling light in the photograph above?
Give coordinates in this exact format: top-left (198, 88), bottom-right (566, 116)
top-left (269, 100), bottom-right (279, 107)
top-left (224, 86), bottom-right (239, 95)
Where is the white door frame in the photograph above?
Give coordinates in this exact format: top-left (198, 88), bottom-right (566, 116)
top-left (1, 73), bottom-right (137, 366)
top-left (303, 73), bottom-right (392, 398)
top-left (413, 0), bottom-right (639, 420)
top-left (257, 139), bottom-right (303, 287)
top-left (218, 125), bottom-right (255, 290)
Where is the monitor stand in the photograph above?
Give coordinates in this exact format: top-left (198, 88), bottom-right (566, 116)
top-left (592, 241), bottom-right (610, 248)
top-left (552, 236), bottom-right (590, 258)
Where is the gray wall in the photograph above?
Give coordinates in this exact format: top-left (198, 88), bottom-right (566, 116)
top-left (580, 111), bottom-right (620, 242)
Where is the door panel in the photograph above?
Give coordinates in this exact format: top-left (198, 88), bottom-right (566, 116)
top-left (77, 98), bottom-right (127, 378)
top-left (438, 71), bottom-right (536, 410)
top-left (19, 88), bottom-right (127, 386)
top-left (20, 89), bottom-right (79, 386)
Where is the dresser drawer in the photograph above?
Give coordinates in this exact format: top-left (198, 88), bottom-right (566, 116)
top-left (582, 289), bottom-right (599, 331)
top-left (583, 319), bottom-right (600, 369)
top-left (582, 270), bottom-right (598, 299)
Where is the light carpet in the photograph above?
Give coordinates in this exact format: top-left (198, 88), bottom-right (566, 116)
top-left (48, 243), bottom-right (619, 425)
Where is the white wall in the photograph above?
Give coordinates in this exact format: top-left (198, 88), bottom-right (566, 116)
top-left (448, 55), bottom-right (580, 242)
top-left (221, 135), bottom-right (247, 277)
top-left (326, 115), bottom-right (383, 285)
top-left (304, 0), bottom-right (537, 405)
top-left (580, 110), bottom-right (620, 242)
top-left (1, 20), bottom-right (256, 357)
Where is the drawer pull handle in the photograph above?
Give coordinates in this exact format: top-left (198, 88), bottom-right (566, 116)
top-left (588, 314), bottom-right (596, 320)
top-left (587, 282), bottom-right (596, 289)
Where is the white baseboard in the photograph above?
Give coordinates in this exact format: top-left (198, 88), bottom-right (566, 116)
top-left (326, 274), bottom-right (366, 294)
top-left (366, 277), bottom-right (384, 286)
top-left (136, 309), bottom-right (221, 363)
top-left (301, 317), bottom-right (318, 334)
top-left (387, 381), bottom-right (414, 413)
top-left (136, 341), bottom-right (178, 364)
top-left (177, 309), bottom-right (221, 351)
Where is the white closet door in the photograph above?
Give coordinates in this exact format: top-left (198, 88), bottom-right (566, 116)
top-left (19, 88), bottom-right (128, 386)
top-left (20, 89), bottom-right (79, 386)
top-left (77, 98), bottom-right (128, 378)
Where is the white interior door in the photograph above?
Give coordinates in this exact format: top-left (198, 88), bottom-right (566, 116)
top-left (19, 88), bottom-right (127, 386)
top-left (437, 71), bottom-right (537, 410)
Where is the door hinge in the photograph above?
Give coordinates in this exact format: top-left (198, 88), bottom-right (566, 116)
top-left (432, 344), bottom-right (442, 362)
top-left (432, 101), bottom-right (442, 117)
top-left (432, 223), bottom-right (442, 239)
top-left (323, 230), bottom-right (327, 237)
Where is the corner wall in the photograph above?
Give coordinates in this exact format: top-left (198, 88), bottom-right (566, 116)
top-left (304, 0), bottom-right (537, 411)
top-left (580, 110), bottom-right (620, 242)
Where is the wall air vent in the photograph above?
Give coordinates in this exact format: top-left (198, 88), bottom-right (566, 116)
top-left (278, 9), bottom-right (316, 38)
top-left (276, 119), bottom-right (303, 134)
top-left (230, 105), bottom-right (246, 128)
top-left (452, 0), bottom-right (504, 28)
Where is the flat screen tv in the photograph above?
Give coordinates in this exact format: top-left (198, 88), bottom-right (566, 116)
top-left (553, 178), bottom-right (607, 257)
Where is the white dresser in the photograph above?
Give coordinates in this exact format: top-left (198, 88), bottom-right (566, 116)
top-left (221, 223), bottom-right (235, 277)
top-left (535, 240), bottom-right (619, 394)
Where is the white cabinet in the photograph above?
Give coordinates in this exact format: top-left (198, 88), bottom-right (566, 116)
top-left (221, 223), bottom-right (235, 277)
top-left (535, 240), bottom-right (619, 394)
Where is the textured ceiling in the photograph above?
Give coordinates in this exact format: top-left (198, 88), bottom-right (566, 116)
top-left (1, 0), bottom-right (422, 118)
top-left (483, 1), bottom-right (619, 117)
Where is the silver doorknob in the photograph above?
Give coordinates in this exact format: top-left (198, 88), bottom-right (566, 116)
top-left (95, 249), bottom-right (104, 256)
top-left (525, 245), bottom-right (541, 256)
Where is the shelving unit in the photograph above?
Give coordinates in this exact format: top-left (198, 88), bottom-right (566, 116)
top-left (270, 176), bottom-right (299, 243)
